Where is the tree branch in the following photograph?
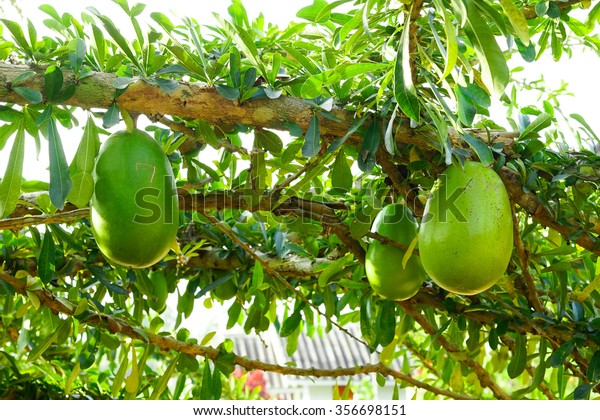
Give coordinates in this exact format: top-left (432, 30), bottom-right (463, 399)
top-left (400, 300), bottom-right (512, 400)
top-left (0, 270), bottom-right (474, 400)
top-left (500, 168), bottom-right (600, 255)
top-left (510, 203), bottom-right (545, 313)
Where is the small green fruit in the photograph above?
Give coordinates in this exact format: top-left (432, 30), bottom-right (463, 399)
top-left (365, 204), bottom-right (425, 301)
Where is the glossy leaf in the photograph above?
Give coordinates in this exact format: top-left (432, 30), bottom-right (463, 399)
top-left (463, 0), bottom-right (509, 97)
top-left (0, 126), bottom-right (25, 218)
top-left (12, 87), bottom-right (43, 104)
top-left (507, 333), bottom-right (527, 379)
top-left (500, 0), bottom-right (530, 46)
top-left (302, 113), bottom-right (321, 157)
top-left (394, 16), bottom-right (420, 122)
top-left (48, 117), bottom-right (73, 210)
top-left (38, 232), bottom-right (56, 285)
top-left (331, 150), bottom-right (353, 193)
top-left (432, 0), bottom-right (458, 78)
top-left (462, 134), bottom-right (494, 167)
top-left (357, 120), bottom-right (380, 172)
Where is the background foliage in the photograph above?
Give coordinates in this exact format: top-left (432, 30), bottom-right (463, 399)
top-left (1, 0), bottom-right (600, 400)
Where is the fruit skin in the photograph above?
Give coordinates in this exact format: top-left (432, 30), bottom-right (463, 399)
top-left (212, 278), bottom-right (238, 301)
top-left (365, 204), bottom-right (425, 301)
top-left (90, 129), bottom-right (178, 268)
top-left (418, 161), bottom-right (513, 295)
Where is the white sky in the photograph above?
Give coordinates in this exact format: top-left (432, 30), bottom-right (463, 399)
top-left (1, 0), bottom-right (600, 181)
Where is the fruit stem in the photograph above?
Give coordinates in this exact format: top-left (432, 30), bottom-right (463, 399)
top-left (120, 107), bottom-right (136, 133)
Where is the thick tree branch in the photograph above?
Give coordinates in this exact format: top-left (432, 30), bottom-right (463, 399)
top-left (0, 270), bottom-right (474, 400)
top-left (4, 62), bottom-right (592, 257)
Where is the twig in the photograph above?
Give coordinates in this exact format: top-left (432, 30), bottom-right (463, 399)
top-left (199, 210), bottom-right (369, 349)
top-left (400, 300), bottom-right (512, 400)
top-left (510, 203), bottom-right (546, 313)
top-left (158, 116), bottom-right (249, 156)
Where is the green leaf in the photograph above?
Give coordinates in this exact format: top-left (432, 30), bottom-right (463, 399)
top-left (150, 354), bottom-right (180, 400)
top-left (0, 19), bottom-right (32, 57)
top-left (327, 114), bottom-right (368, 152)
top-left (280, 306), bottom-right (303, 337)
top-left (74, 116), bottom-right (100, 173)
top-left (394, 16), bottom-right (420, 122)
top-left (302, 113), bottom-right (320, 157)
top-left (44, 65), bottom-right (64, 102)
top-left (214, 16), bottom-right (267, 80)
top-left (507, 333), bottom-right (527, 379)
top-left (89, 8), bottom-right (143, 74)
top-left (376, 300), bottom-right (396, 347)
top-left (111, 347), bottom-right (130, 398)
top-left (48, 117), bottom-right (73, 210)
top-left (12, 87), bottom-right (43, 104)
top-left (500, 0), bottom-right (530, 46)
top-left (455, 85), bottom-right (477, 126)
top-left (28, 319), bottom-right (71, 362)
top-left (318, 254), bottom-right (352, 287)
top-left (125, 345), bottom-right (139, 394)
top-left (215, 85), bottom-right (240, 101)
top-left (548, 340), bottom-right (576, 367)
top-left (462, 134), bottom-right (494, 167)
top-left (463, 0), bottom-right (509, 97)
top-left (12, 71), bottom-right (37, 86)
top-left (38, 232), bottom-right (56, 285)
top-left (432, 0), bottom-right (458, 79)
top-left (360, 294), bottom-right (377, 349)
top-left (103, 103), bottom-right (120, 129)
top-left (255, 129), bottom-right (283, 155)
top-left (357, 120), bottom-right (380, 173)
top-left (574, 384), bottom-right (594, 400)
top-left (0, 126), bottom-right (25, 218)
top-left (297, 0), bottom-right (330, 23)
top-left (518, 112), bottom-right (553, 140)
top-left (586, 350), bottom-right (600, 382)
top-left (570, 113), bottom-right (600, 142)
top-left (331, 150), bottom-right (353, 193)
top-left (67, 172), bottom-right (94, 208)
top-left (0, 122), bottom-right (17, 150)
top-left (196, 120), bottom-right (219, 148)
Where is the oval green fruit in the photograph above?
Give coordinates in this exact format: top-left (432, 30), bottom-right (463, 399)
top-left (365, 204), bottom-right (425, 301)
top-left (418, 161), bottom-right (513, 295)
top-left (90, 129), bottom-right (179, 268)
top-left (212, 279), bottom-right (238, 301)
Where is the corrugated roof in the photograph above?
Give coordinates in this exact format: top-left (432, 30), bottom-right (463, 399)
top-left (228, 325), bottom-right (403, 398)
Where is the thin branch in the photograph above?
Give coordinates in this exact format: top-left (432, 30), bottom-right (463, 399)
top-left (199, 210), bottom-right (370, 350)
top-left (157, 116), bottom-right (249, 156)
top-left (0, 270), bottom-right (474, 400)
top-left (500, 168), bottom-right (600, 256)
top-left (510, 203), bottom-right (545, 313)
top-left (399, 300), bottom-right (512, 400)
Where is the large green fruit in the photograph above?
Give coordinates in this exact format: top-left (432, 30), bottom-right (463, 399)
top-left (418, 161), bottom-right (513, 295)
top-left (365, 204), bottom-right (425, 301)
top-left (90, 129), bottom-right (179, 268)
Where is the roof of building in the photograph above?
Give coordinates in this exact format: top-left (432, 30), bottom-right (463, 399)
top-left (228, 324), bottom-right (402, 397)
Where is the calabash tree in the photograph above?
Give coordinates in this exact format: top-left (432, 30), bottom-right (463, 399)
top-left (1, 0), bottom-right (600, 400)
